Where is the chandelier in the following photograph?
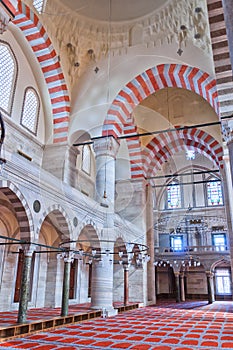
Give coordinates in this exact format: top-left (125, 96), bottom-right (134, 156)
top-left (154, 254), bottom-right (201, 270)
top-left (59, 239), bottom-right (150, 268)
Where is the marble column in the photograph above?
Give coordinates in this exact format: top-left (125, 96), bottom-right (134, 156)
top-left (17, 245), bottom-right (34, 324)
top-left (124, 265), bottom-right (129, 306)
top-left (175, 272), bottom-right (181, 303)
top-left (93, 136), bottom-right (119, 207)
top-left (146, 184), bottom-right (156, 304)
top-left (61, 252), bottom-right (75, 317)
top-left (206, 271), bottom-right (215, 304)
top-left (92, 137), bottom-right (119, 315)
top-left (180, 272), bottom-right (185, 302)
top-left (91, 239), bottom-right (117, 316)
top-left (222, 137), bottom-right (233, 297)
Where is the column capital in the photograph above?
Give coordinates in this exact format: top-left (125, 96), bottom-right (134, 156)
top-left (93, 136), bottom-right (119, 159)
top-left (21, 243), bottom-right (34, 257)
top-left (205, 270), bottom-right (214, 278)
top-left (64, 251), bottom-right (75, 263)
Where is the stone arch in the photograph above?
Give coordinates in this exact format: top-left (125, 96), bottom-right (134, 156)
top-left (103, 63), bottom-right (219, 179)
top-left (78, 219), bottom-right (100, 239)
top-left (0, 179), bottom-right (33, 241)
top-left (77, 223), bottom-right (101, 261)
top-left (211, 258), bottom-right (231, 272)
top-left (13, 0), bottom-right (70, 144)
top-left (36, 204), bottom-right (72, 239)
top-left (143, 128), bottom-right (223, 178)
top-left (104, 64), bottom-right (218, 138)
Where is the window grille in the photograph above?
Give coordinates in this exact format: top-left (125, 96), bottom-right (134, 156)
top-left (0, 43), bottom-right (16, 114)
top-left (215, 268), bottom-right (231, 294)
top-left (82, 145), bottom-right (91, 174)
top-left (21, 88), bottom-right (40, 135)
top-left (170, 235), bottom-right (183, 251)
top-left (33, 0), bottom-right (46, 14)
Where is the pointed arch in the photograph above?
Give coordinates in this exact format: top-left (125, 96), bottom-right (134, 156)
top-left (13, 0), bottom-right (70, 143)
top-left (103, 63), bottom-right (219, 179)
top-left (0, 179), bottom-right (34, 241)
top-left (143, 128), bottom-right (223, 178)
top-left (36, 204), bottom-right (72, 238)
top-left (103, 64), bottom-right (219, 138)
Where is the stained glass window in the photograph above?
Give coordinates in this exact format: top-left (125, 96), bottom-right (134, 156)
top-left (207, 179), bottom-right (223, 206)
top-left (167, 182), bottom-right (181, 209)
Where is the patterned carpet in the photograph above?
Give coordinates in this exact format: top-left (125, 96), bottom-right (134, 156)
top-left (0, 304), bottom-right (95, 327)
top-left (0, 301), bottom-right (233, 349)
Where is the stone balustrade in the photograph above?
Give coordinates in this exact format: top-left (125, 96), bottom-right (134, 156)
top-left (155, 245), bottom-right (229, 255)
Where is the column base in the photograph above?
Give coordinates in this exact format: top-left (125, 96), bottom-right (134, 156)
top-left (102, 307), bottom-right (118, 317)
top-left (91, 305), bottom-right (118, 317)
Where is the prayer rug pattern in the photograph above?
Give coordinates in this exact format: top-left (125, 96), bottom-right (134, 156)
top-left (0, 301), bottom-right (233, 349)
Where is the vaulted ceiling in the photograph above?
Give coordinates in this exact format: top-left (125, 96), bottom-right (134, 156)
top-left (60, 0), bottom-right (168, 22)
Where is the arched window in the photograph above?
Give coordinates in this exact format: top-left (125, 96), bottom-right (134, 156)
top-left (33, 0), bottom-right (46, 14)
top-left (20, 87), bottom-right (40, 135)
top-left (0, 41), bottom-right (17, 115)
top-left (167, 181), bottom-right (181, 209)
top-left (82, 145), bottom-right (91, 174)
top-left (207, 178), bottom-right (223, 206)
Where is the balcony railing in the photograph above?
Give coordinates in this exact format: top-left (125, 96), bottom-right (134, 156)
top-left (155, 245), bottom-right (229, 254)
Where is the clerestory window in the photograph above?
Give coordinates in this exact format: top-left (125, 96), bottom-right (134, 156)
top-left (81, 145), bottom-right (91, 175)
top-left (207, 178), bottom-right (223, 206)
top-left (167, 181), bottom-right (181, 209)
top-left (20, 87), bottom-right (40, 135)
top-left (0, 41), bottom-right (17, 115)
top-left (33, 0), bottom-right (46, 14)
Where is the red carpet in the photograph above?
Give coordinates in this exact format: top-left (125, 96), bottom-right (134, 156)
top-left (0, 301), bottom-right (233, 349)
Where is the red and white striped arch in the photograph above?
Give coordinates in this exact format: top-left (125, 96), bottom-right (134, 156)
top-left (12, 0), bottom-right (70, 144)
top-left (103, 64), bottom-right (219, 138)
top-left (103, 63), bottom-right (219, 179)
top-left (143, 128), bottom-right (223, 178)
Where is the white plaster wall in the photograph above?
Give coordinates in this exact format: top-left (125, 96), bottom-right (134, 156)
top-left (186, 271), bottom-right (207, 295)
top-left (69, 40), bottom-right (215, 142)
